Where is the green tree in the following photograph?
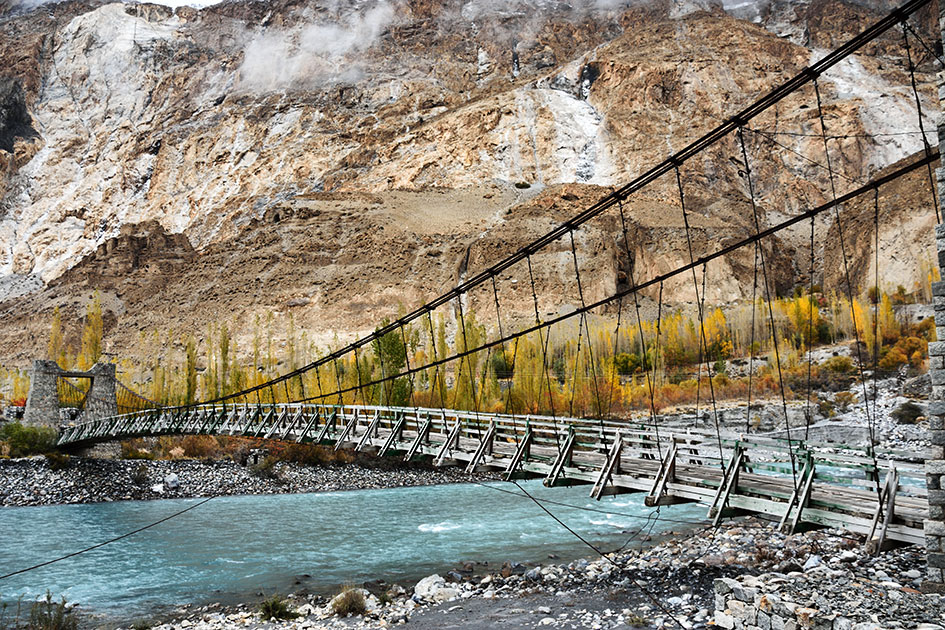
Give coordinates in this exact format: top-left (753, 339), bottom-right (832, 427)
top-left (614, 352), bottom-right (640, 375)
top-left (373, 319), bottom-right (410, 406)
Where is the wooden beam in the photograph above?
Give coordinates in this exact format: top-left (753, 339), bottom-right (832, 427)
top-left (866, 468), bottom-right (899, 555)
top-left (295, 409), bottom-right (321, 443)
top-left (645, 438), bottom-right (679, 506)
top-left (334, 409), bottom-right (360, 451)
top-left (380, 413), bottom-right (406, 457)
top-left (590, 431), bottom-right (623, 500)
top-left (504, 427), bottom-right (534, 480)
top-left (405, 417), bottom-right (432, 462)
top-left (435, 419), bottom-right (463, 466)
top-left (255, 407), bottom-right (276, 437)
top-left (544, 427), bottom-right (576, 488)
top-left (264, 409), bottom-right (288, 440)
top-left (465, 420), bottom-right (497, 473)
top-left (314, 410), bottom-right (337, 444)
top-left (356, 411), bottom-right (382, 451)
top-left (778, 456), bottom-right (816, 533)
top-left (281, 408), bottom-right (306, 441)
top-left (708, 445), bottom-right (744, 525)
top-left (240, 407), bottom-right (261, 434)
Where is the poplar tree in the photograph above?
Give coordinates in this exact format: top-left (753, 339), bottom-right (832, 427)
top-left (79, 292), bottom-right (103, 369)
top-left (48, 306), bottom-right (66, 367)
top-left (185, 336), bottom-right (198, 405)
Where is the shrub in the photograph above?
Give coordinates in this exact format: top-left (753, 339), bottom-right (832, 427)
top-left (878, 348), bottom-right (908, 371)
top-left (250, 456), bottom-right (282, 481)
top-left (713, 358), bottom-right (727, 376)
top-left (0, 423), bottom-right (59, 457)
top-left (27, 592), bottom-right (78, 630)
top-left (132, 464), bottom-right (149, 486)
top-left (331, 585), bottom-right (367, 617)
top-left (891, 401), bottom-right (924, 425)
top-left (614, 353), bottom-right (641, 376)
top-left (120, 441), bottom-right (155, 460)
top-left (823, 356), bottom-right (854, 374)
top-left (44, 453), bottom-right (70, 471)
top-left (258, 595), bottom-right (298, 621)
top-left (180, 435), bottom-right (220, 459)
top-left (834, 391), bottom-right (857, 413)
top-left (816, 396), bottom-right (835, 418)
top-left (277, 444), bottom-right (331, 467)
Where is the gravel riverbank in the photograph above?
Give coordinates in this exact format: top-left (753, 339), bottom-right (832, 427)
top-left (107, 518), bottom-right (944, 630)
top-left (0, 457), bottom-right (498, 507)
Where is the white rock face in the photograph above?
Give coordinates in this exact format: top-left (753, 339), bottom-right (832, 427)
top-left (3, 4), bottom-right (190, 283)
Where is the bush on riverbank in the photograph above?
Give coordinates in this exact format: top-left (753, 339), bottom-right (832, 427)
top-left (0, 423), bottom-right (59, 457)
top-left (331, 585), bottom-right (367, 617)
top-left (0, 592), bottom-right (78, 630)
top-left (258, 595), bottom-right (298, 621)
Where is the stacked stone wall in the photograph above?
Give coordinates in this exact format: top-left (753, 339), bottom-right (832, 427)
top-left (928, 0), bottom-right (945, 586)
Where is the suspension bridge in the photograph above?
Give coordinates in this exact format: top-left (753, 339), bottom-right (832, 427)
top-left (29, 0), bottom-right (945, 586)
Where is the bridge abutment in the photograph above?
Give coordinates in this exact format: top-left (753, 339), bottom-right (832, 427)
top-left (86, 363), bottom-right (118, 420)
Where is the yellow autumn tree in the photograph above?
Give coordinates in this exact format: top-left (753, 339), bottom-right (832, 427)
top-left (78, 292), bottom-right (103, 370)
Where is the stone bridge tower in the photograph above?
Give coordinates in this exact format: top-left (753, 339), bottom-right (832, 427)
top-left (23, 360), bottom-right (118, 427)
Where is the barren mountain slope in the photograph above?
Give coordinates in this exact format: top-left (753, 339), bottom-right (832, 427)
top-left (0, 179), bottom-right (798, 364)
top-left (0, 0), bottom-right (939, 367)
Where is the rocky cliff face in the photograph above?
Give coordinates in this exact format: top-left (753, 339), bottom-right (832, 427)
top-left (0, 0), bottom-right (938, 365)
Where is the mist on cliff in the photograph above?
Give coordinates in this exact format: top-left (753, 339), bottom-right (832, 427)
top-left (237, 1), bottom-right (398, 90)
top-left (235, 0), bottom-right (641, 91)
top-left (3, 0), bottom-right (225, 10)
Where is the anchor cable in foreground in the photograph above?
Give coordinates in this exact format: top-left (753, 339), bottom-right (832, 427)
top-left (0, 496), bottom-right (214, 582)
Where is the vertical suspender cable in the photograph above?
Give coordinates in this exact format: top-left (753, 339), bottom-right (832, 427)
top-left (737, 128), bottom-right (799, 488)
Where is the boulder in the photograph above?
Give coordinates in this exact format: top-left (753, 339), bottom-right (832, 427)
top-left (413, 574), bottom-right (460, 603)
top-left (803, 554), bottom-right (822, 571)
top-left (902, 373), bottom-right (931, 398)
top-left (414, 574), bottom-right (446, 600)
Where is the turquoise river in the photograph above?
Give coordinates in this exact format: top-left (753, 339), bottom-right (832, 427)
top-left (0, 480), bottom-right (705, 623)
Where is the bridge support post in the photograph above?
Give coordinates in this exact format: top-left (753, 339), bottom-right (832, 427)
top-left (23, 360), bottom-right (62, 427)
top-left (926, 4), bottom-right (945, 591)
top-left (85, 363), bottom-right (118, 421)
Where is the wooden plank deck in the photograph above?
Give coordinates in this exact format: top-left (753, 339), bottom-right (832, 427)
top-left (57, 403), bottom-right (929, 547)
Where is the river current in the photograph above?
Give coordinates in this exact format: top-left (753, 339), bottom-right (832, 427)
top-left (0, 480), bottom-right (704, 622)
